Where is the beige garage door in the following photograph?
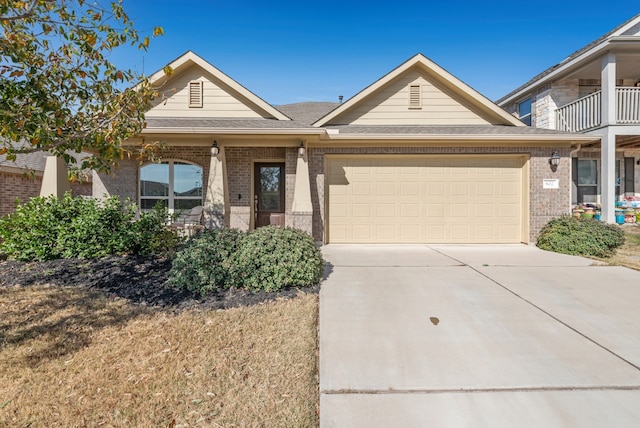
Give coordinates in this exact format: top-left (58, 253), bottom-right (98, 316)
top-left (326, 155), bottom-right (527, 243)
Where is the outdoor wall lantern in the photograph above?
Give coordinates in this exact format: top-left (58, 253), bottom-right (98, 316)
top-left (298, 142), bottom-right (306, 157)
top-left (549, 151), bottom-right (560, 168)
top-left (211, 141), bottom-right (219, 157)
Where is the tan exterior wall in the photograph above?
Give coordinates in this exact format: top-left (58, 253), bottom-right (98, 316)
top-left (307, 146), bottom-right (570, 243)
top-left (147, 65), bottom-right (266, 119)
top-left (1, 171), bottom-right (91, 217)
top-left (334, 70), bottom-right (493, 126)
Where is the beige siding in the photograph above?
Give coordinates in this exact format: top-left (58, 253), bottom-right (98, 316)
top-left (147, 65), bottom-right (268, 118)
top-left (326, 155), bottom-right (527, 244)
top-left (329, 70), bottom-right (493, 126)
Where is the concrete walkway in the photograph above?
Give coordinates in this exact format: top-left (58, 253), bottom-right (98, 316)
top-left (319, 244), bottom-right (640, 427)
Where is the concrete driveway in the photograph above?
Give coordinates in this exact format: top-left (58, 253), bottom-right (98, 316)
top-left (319, 244), bottom-right (640, 427)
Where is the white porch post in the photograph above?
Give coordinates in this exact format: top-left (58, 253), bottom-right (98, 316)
top-left (291, 147), bottom-right (313, 235)
top-left (601, 52), bottom-right (617, 223)
top-left (204, 146), bottom-right (228, 228)
top-left (39, 156), bottom-right (70, 198)
top-left (601, 129), bottom-right (616, 223)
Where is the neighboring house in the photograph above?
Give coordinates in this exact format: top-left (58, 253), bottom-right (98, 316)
top-left (497, 14), bottom-right (640, 223)
top-left (92, 51), bottom-right (595, 244)
top-left (0, 149), bottom-right (91, 217)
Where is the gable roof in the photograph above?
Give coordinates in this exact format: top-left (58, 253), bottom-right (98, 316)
top-left (497, 14), bottom-right (640, 106)
top-left (147, 51), bottom-right (291, 121)
top-left (313, 53), bottom-right (524, 127)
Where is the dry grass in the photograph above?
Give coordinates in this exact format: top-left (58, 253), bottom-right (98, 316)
top-left (0, 285), bottom-right (319, 427)
top-left (597, 225), bottom-right (640, 271)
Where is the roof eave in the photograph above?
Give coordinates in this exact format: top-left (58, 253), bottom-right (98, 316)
top-left (141, 127), bottom-right (326, 136)
top-left (322, 133), bottom-right (598, 143)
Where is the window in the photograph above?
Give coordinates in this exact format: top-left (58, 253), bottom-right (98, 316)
top-left (140, 161), bottom-right (203, 212)
top-left (576, 159), bottom-right (597, 203)
top-left (189, 81), bottom-right (203, 108)
top-left (408, 84), bottom-right (422, 109)
top-left (572, 158), bottom-right (622, 204)
top-left (517, 98), bottom-right (532, 126)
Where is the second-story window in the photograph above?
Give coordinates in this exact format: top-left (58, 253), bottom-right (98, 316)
top-left (517, 98), bottom-right (532, 126)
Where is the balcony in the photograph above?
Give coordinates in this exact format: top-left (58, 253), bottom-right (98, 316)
top-left (555, 87), bottom-right (640, 132)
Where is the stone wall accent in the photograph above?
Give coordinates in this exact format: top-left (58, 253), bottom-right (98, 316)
top-left (308, 146), bottom-right (571, 244)
top-left (502, 79), bottom-right (579, 131)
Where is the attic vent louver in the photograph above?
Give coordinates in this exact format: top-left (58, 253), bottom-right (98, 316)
top-left (409, 84), bottom-right (421, 109)
top-left (189, 81), bottom-right (203, 108)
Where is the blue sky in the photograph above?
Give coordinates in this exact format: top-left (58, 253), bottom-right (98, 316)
top-left (112, 1), bottom-right (640, 105)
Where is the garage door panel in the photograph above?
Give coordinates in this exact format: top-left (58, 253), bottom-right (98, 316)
top-left (327, 156), bottom-right (525, 243)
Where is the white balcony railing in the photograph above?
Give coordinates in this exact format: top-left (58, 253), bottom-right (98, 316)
top-left (555, 87), bottom-right (640, 132)
top-left (555, 91), bottom-right (601, 132)
top-left (617, 87), bottom-right (640, 124)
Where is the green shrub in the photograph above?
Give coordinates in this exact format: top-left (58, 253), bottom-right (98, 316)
top-left (167, 226), bottom-right (325, 295)
top-left (536, 215), bottom-right (625, 258)
top-left (0, 194), bottom-right (181, 261)
top-left (167, 228), bottom-right (245, 295)
top-left (232, 226), bottom-right (325, 292)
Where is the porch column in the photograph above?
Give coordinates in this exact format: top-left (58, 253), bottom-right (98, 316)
top-left (39, 156), bottom-right (70, 198)
top-left (601, 51), bottom-right (616, 126)
top-left (601, 52), bottom-right (617, 223)
top-left (601, 129), bottom-right (616, 223)
top-left (291, 147), bottom-right (313, 235)
top-left (204, 146), bottom-right (229, 228)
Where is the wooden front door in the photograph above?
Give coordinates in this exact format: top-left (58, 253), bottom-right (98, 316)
top-left (254, 163), bottom-right (285, 228)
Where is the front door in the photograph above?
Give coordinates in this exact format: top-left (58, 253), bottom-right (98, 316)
top-left (254, 162), bottom-right (285, 228)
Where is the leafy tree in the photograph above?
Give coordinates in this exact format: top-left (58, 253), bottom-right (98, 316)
top-left (0, 0), bottom-right (168, 175)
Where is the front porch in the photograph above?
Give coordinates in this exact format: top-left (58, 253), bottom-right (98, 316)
top-left (204, 144), bottom-right (314, 236)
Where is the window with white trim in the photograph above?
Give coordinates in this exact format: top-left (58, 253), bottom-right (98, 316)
top-left (517, 98), bottom-right (532, 126)
top-left (140, 161), bottom-right (203, 212)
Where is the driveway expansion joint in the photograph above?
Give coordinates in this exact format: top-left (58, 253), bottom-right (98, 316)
top-left (428, 246), bottom-right (640, 374)
top-left (322, 385), bottom-right (640, 395)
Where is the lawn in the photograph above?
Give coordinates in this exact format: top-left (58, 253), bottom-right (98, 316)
top-left (0, 284), bottom-right (319, 426)
top-left (595, 225), bottom-right (640, 271)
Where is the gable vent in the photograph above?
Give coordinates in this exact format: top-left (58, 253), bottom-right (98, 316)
top-left (189, 81), bottom-right (203, 108)
top-left (409, 84), bottom-right (422, 109)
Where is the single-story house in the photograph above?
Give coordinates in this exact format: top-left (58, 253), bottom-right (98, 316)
top-left (93, 51), bottom-right (597, 244)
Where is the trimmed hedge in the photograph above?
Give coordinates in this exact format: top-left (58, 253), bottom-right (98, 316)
top-left (168, 226), bottom-right (324, 295)
top-left (233, 226), bottom-right (325, 292)
top-left (0, 194), bottom-right (180, 261)
top-left (536, 215), bottom-right (625, 258)
top-left (167, 228), bottom-right (245, 295)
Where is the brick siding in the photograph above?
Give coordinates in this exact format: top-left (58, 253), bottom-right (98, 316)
top-left (0, 171), bottom-right (91, 217)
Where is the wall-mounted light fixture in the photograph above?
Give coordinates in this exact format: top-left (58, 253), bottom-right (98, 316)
top-left (549, 151), bottom-right (560, 168)
top-left (211, 141), bottom-right (219, 157)
top-left (298, 142), bottom-right (306, 157)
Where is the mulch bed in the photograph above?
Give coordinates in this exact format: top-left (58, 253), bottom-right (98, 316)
top-left (0, 255), bottom-right (319, 311)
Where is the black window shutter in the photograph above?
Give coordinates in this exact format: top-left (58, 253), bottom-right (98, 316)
top-left (624, 157), bottom-right (635, 195)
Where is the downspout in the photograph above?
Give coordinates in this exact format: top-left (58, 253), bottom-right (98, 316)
top-left (570, 144), bottom-right (582, 157)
